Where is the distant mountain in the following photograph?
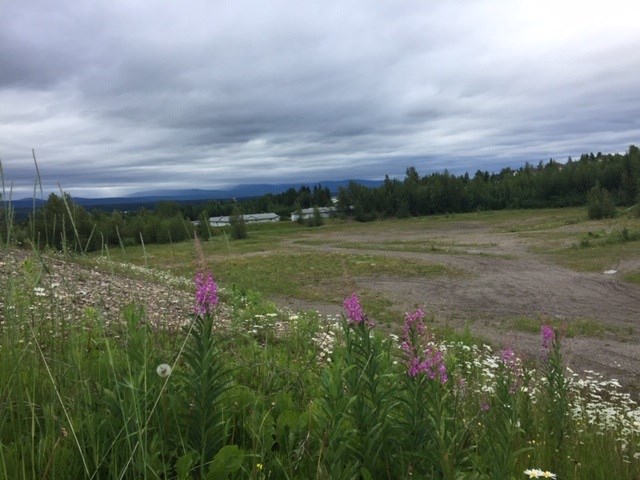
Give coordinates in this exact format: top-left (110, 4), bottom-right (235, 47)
top-left (10, 179), bottom-right (383, 208)
top-left (129, 179), bottom-right (383, 201)
top-left (128, 188), bottom-right (228, 200)
top-left (10, 196), bottom-right (154, 208)
top-left (9, 198), bottom-right (46, 208)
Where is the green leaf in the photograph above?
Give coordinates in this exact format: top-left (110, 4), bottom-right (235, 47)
top-left (176, 451), bottom-right (196, 480)
top-left (359, 466), bottom-right (374, 480)
top-left (205, 445), bottom-right (244, 480)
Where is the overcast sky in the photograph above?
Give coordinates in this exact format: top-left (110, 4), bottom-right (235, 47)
top-left (1, 0), bottom-right (639, 198)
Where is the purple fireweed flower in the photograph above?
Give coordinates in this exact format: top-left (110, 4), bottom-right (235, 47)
top-left (437, 362), bottom-right (448, 384)
top-left (500, 348), bottom-right (520, 373)
top-left (456, 377), bottom-right (467, 397)
top-left (500, 347), bottom-right (523, 393)
top-left (401, 309), bottom-right (425, 354)
top-left (194, 272), bottom-right (218, 315)
top-left (343, 293), bottom-right (364, 324)
top-left (402, 308), bottom-right (447, 383)
top-left (403, 309), bottom-right (425, 336)
top-left (407, 346), bottom-right (448, 384)
top-left (500, 347), bottom-right (515, 365)
top-left (541, 325), bottom-right (555, 350)
top-left (408, 357), bottom-right (422, 377)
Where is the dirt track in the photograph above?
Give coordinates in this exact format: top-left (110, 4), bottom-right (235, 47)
top-left (281, 221), bottom-right (640, 392)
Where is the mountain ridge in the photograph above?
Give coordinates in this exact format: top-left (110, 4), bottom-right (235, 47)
top-left (10, 179), bottom-right (383, 207)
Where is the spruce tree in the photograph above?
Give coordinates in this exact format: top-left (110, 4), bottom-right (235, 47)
top-left (229, 206), bottom-right (247, 239)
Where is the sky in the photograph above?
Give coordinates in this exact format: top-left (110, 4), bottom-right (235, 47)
top-left (1, 0), bottom-right (639, 198)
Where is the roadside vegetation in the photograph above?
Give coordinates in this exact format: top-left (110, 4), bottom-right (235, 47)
top-left (0, 247), bottom-right (639, 479)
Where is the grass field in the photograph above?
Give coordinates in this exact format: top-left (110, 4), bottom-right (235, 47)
top-left (97, 206), bottom-right (640, 326)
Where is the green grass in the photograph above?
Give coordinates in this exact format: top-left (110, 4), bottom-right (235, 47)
top-left (546, 235), bottom-right (640, 273)
top-left (297, 239), bottom-right (512, 258)
top-left (96, 217), bottom-right (470, 327)
top-left (110, 208), bottom-right (600, 272)
top-left (99, 243), bottom-right (459, 326)
top-left (493, 209), bottom-right (587, 232)
top-left (523, 214), bottom-right (640, 272)
top-left (623, 271), bottom-right (640, 284)
top-left (4, 203), bottom-right (640, 479)
top-left (507, 315), bottom-right (635, 340)
top-left (215, 251), bottom-right (455, 298)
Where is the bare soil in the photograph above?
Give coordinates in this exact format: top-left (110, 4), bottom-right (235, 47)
top-left (281, 221), bottom-right (640, 392)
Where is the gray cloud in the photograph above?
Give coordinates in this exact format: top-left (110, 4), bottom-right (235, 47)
top-left (1, 0), bottom-right (639, 198)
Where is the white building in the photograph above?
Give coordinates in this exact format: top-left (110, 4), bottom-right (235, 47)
top-left (209, 212), bottom-right (280, 227)
top-left (290, 206), bottom-right (336, 222)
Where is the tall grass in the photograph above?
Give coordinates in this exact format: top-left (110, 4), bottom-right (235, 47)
top-left (0, 250), bottom-right (639, 478)
top-left (0, 156), bottom-right (15, 249)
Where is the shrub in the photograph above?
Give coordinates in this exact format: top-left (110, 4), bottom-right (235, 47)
top-left (587, 181), bottom-right (616, 219)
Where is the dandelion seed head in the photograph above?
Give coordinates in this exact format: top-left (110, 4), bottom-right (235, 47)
top-left (156, 363), bottom-right (172, 378)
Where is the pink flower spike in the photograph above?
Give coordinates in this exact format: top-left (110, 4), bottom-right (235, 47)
top-left (343, 293), bottom-right (364, 324)
top-left (403, 309), bottom-right (426, 338)
top-left (500, 348), bottom-right (515, 365)
top-left (194, 272), bottom-right (218, 315)
top-left (541, 325), bottom-right (555, 350)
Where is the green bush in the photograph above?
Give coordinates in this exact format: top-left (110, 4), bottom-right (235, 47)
top-left (587, 181), bottom-right (616, 219)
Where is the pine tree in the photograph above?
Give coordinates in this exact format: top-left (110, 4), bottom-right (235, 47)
top-left (307, 206), bottom-right (325, 227)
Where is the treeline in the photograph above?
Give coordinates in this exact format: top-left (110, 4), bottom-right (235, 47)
top-left (3, 147), bottom-right (639, 252)
top-left (1, 184), bottom-right (334, 252)
top-left (20, 193), bottom-right (195, 252)
top-left (336, 146), bottom-right (640, 221)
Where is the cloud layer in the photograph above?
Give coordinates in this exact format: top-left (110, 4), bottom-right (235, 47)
top-left (2, 0), bottom-right (639, 197)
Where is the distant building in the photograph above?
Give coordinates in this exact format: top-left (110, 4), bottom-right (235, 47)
top-left (209, 212), bottom-right (280, 227)
top-left (290, 206), bottom-right (336, 222)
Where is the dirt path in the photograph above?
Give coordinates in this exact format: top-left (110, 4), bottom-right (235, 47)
top-left (279, 223), bottom-right (640, 392)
